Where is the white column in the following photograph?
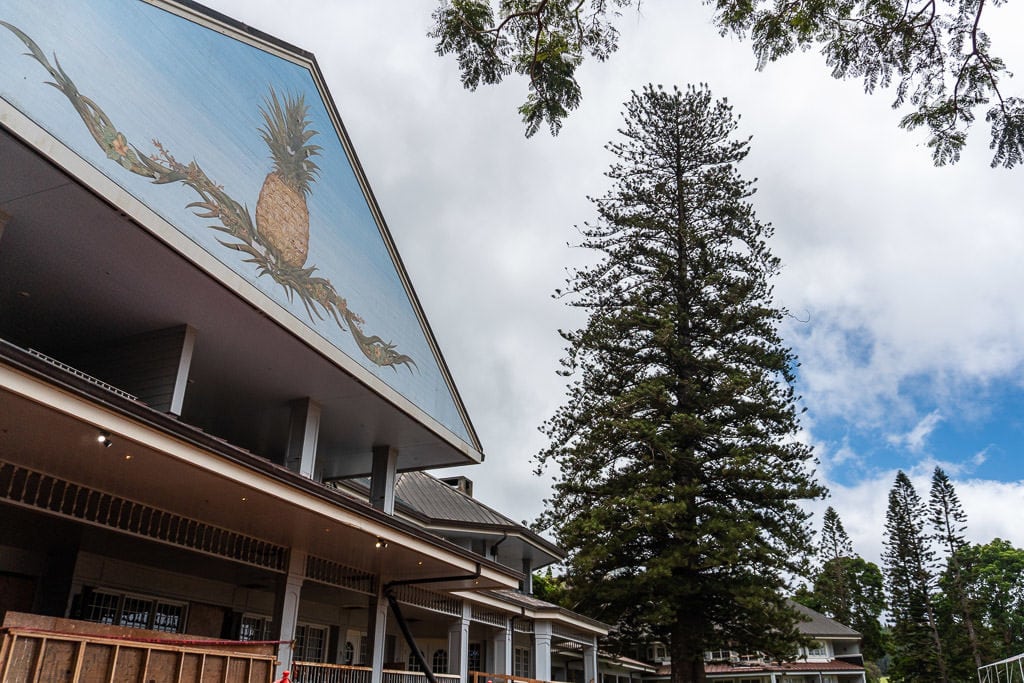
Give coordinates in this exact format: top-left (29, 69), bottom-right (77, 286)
top-left (448, 603), bottom-right (471, 681)
top-left (491, 620), bottom-right (513, 676)
top-left (583, 641), bottom-right (598, 683)
top-left (285, 398), bottom-right (321, 479)
top-left (534, 621), bottom-right (552, 683)
top-left (168, 325), bottom-right (196, 416)
top-left (368, 583), bottom-right (389, 683)
top-left (272, 549), bottom-right (306, 679)
top-left (370, 445), bottom-right (398, 514)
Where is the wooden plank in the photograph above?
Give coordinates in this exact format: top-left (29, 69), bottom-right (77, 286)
top-left (113, 646), bottom-right (145, 683)
top-left (0, 633), bottom-right (17, 683)
top-left (29, 635), bottom-right (46, 683)
top-left (36, 638), bottom-right (78, 683)
top-left (106, 644), bottom-right (120, 683)
top-left (71, 639), bottom-right (87, 683)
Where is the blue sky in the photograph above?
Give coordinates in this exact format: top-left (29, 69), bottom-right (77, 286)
top-left (12, 0), bottom-right (1021, 569)
top-left (814, 378), bottom-right (1024, 485)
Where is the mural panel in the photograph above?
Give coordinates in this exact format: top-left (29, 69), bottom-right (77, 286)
top-left (0, 1), bottom-right (472, 444)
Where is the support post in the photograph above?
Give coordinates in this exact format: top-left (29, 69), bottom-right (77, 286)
top-left (285, 398), bottom-right (321, 478)
top-left (370, 445), bottom-right (398, 514)
top-left (534, 621), bottom-right (552, 683)
top-left (168, 325), bottom-right (196, 416)
top-left (448, 602), bottom-right (470, 681)
top-left (490, 619), bottom-right (512, 676)
top-left (367, 581), bottom-right (389, 683)
top-left (272, 549), bottom-right (306, 679)
top-left (583, 641), bottom-right (598, 683)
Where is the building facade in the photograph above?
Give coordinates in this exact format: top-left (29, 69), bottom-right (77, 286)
top-left (0, 2), bottom-right (603, 681)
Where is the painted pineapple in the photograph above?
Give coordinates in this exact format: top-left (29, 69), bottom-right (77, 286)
top-left (255, 88), bottom-right (322, 268)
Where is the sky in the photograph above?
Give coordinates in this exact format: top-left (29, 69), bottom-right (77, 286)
top-left (193, 0), bottom-right (1024, 570)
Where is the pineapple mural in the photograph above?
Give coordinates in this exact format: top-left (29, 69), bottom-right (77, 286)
top-left (255, 89), bottom-right (321, 269)
top-left (0, 21), bottom-right (415, 372)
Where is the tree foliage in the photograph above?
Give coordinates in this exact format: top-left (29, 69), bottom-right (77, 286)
top-left (952, 538), bottom-right (1024, 659)
top-left (532, 567), bottom-right (573, 608)
top-left (883, 471), bottom-right (948, 683)
top-left (819, 505), bottom-right (854, 563)
top-left (533, 83), bottom-right (825, 683)
top-left (797, 507), bottom-right (886, 663)
top-left (429, 0), bottom-right (1024, 167)
top-left (929, 467), bottom-right (982, 677)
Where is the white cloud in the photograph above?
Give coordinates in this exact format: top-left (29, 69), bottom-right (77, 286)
top-left (817, 473), bottom-right (1024, 569)
top-left (886, 410), bottom-right (944, 453)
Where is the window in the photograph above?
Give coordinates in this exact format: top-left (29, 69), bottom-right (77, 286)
top-left (239, 615), bottom-right (272, 641)
top-left (294, 623), bottom-right (328, 663)
top-left (345, 642), bottom-right (355, 665)
top-left (806, 640), bottom-right (829, 658)
top-left (81, 589), bottom-right (186, 633)
top-left (408, 651), bottom-right (422, 671)
top-left (468, 643), bottom-right (482, 672)
top-left (514, 647), bottom-right (531, 678)
top-left (432, 649), bottom-right (449, 674)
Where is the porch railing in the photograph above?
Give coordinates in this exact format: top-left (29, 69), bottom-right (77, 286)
top-left (978, 652), bottom-right (1024, 683)
top-left (470, 671), bottom-right (570, 683)
top-left (292, 662), bottom-right (461, 683)
top-left (290, 665), bottom-right (569, 683)
top-left (0, 624), bottom-right (277, 683)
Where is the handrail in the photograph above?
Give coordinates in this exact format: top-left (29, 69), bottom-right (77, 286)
top-left (292, 662), bottom-right (461, 683)
top-left (978, 652), bottom-right (1024, 683)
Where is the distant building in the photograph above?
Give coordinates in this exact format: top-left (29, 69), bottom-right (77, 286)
top-left (645, 602), bottom-right (867, 683)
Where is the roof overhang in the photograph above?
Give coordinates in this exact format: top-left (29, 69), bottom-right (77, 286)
top-left (0, 349), bottom-right (518, 591)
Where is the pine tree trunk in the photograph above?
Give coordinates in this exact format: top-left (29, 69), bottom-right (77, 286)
top-left (670, 612), bottom-right (706, 683)
top-left (925, 600), bottom-right (949, 683)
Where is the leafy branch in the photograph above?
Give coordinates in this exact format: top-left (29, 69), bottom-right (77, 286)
top-left (430, 0), bottom-right (1024, 167)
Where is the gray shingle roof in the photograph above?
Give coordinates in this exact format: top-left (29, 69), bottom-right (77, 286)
top-left (790, 601), bottom-right (862, 638)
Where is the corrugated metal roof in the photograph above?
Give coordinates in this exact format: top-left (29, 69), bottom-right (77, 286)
top-left (393, 471), bottom-right (521, 527)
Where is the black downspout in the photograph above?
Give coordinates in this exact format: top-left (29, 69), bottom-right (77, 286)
top-left (382, 563), bottom-right (483, 683)
top-left (385, 590), bottom-right (437, 683)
